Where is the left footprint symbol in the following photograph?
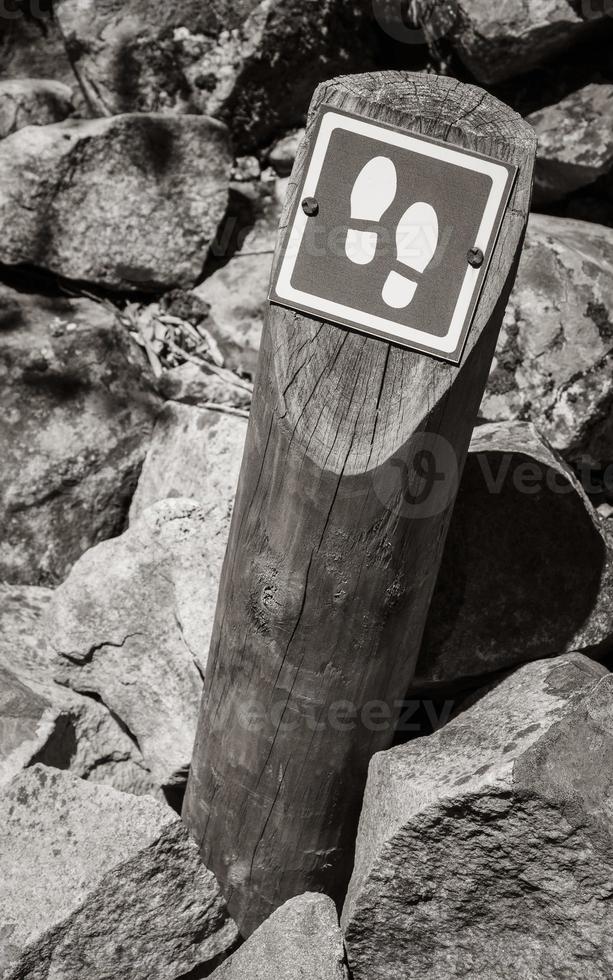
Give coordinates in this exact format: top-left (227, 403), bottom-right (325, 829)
top-left (345, 156), bottom-right (397, 266)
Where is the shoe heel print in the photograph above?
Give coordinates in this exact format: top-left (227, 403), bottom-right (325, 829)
top-left (382, 202), bottom-right (439, 309)
top-left (345, 156), bottom-right (397, 266)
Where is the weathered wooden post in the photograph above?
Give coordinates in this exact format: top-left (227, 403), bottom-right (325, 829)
top-left (183, 71), bottom-right (536, 936)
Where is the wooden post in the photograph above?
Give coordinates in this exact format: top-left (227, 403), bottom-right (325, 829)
top-left (183, 71), bottom-right (536, 937)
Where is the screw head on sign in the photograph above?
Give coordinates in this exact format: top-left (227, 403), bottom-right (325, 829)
top-left (467, 247), bottom-right (484, 268)
top-left (302, 197), bottom-right (319, 217)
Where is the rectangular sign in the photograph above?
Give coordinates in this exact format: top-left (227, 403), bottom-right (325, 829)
top-left (269, 106), bottom-right (517, 364)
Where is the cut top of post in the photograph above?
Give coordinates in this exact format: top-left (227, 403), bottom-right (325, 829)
top-left (269, 71), bottom-right (536, 476)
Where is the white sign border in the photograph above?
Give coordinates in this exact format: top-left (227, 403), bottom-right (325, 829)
top-left (272, 108), bottom-right (517, 362)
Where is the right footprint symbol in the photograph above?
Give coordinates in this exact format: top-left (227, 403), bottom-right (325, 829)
top-left (382, 202), bottom-right (439, 309)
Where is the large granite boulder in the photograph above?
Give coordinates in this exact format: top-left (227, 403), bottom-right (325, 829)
top-left (45, 498), bottom-right (230, 787)
top-left (414, 0), bottom-right (610, 84)
top-left (481, 214), bottom-right (613, 466)
top-left (0, 114), bottom-right (231, 291)
top-left (0, 766), bottom-right (237, 979)
top-left (0, 78), bottom-right (74, 139)
top-left (528, 83), bottom-right (613, 205)
top-left (129, 402), bottom-right (246, 521)
top-left (0, 583), bottom-right (161, 797)
top-left (211, 894), bottom-right (347, 979)
top-left (0, 284), bottom-right (160, 586)
top-left (54, 0), bottom-right (373, 149)
top-left (343, 654), bottom-right (613, 979)
top-left (414, 422), bottom-right (613, 693)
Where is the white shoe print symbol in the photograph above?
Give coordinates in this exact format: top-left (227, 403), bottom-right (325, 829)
top-left (382, 201), bottom-right (439, 308)
top-left (345, 156), bottom-right (439, 309)
top-left (344, 156), bottom-right (397, 265)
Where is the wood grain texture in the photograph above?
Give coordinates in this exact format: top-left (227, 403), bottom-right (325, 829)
top-left (183, 71), bottom-right (536, 937)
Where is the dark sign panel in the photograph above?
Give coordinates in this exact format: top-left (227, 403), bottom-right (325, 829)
top-left (270, 106), bottom-right (517, 363)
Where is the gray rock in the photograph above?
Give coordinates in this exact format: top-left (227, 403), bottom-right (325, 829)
top-left (211, 893), bottom-right (347, 980)
top-left (0, 583), bottom-right (161, 797)
top-left (267, 128), bottom-right (304, 176)
top-left (54, 0), bottom-right (373, 149)
top-left (481, 213), bottom-right (613, 466)
top-left (0, 283), bottom-right (159, 586)
top-left (129, 402), bottom-right (246, 522)
top-left (414, 0), bottom-right (609, 84)
top-left (528, 83), bottom-right (613, 205)
top-left (195, 254), bottom-right (271, 377)
top-left (0, 13), bottom-right (75, 86)
top-left (159, 361), bottom-right (252, 410)
top-left (195, 178), bottom-right (284, 374)
top-left (415, 422), bottom-right (613, 692)
top-left (0, 114), bottom-right (231, 291)
top-left (46, 498), bottom-right (232, 786)
top-left (343, 653), bottom-right (613, 980)
top-left (0, 79), bottom-right (74, 139)
top-left (0, 765), bottom-right (237, 980)
top-left (0, 665), bottom-right (71, 787)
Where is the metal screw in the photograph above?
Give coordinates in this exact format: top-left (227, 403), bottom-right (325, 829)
top-left (302, 196), bottom-right (319, 217)
top-left (467, 246), bottom-right (484, 268)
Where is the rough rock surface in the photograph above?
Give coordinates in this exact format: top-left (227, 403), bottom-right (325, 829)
top-left (159, 362), bottom-right (252, 410)
top-left (414, 0), bottom-right (610, 84)
top-left (0, 13), bottom-right (75, 85)
top-left (343, 654), bottom-right (613, 980)
top-left (0, 765), bottom-right (237, 980)
top-left (415, 422), bottom-right (613, 692)
top-left (0, 283), bottom-right (159, 586)
top-left (267, 128), bottom-right (304, 176)
top-left (0, 114), bottom-right (231, 291)
top-left (528, 83), bottom-right (613, 204)
top-left (481, 213), bottom-right (613, 465)
top-left (0, 79), bottom-right (74, 139)
top-left (195, 179), bottom-right (284, 374)
top-left (211, 894), bottom-right (347, 979)
top-left (0, 583), bottom-right (161, 797)
top-left (46, 498), bottom-right (234, 786)
top-left (129, 402), bottom-right (246, 521)
top-left (0, 664), bottom-right (71, 787)
top-left (54, 0), bottom-right (373, 149)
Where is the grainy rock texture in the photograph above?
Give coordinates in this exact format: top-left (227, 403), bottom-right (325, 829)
top-left (159, 361), bottom-right (252, 410)
top-left (129, 402), bottom-right (246, 521)
top-left (415, 422), bottom-right (613, 691)
top-left (528, 83), bottom-right (613, 205)
top-left (0, 114), bottom-right (231, 291)
top-left (0, 284), bottom-right (159, 586)
top-left (0, 583), bottom-right (161, 796)
top-left (0, 766), bottom-right (237, 980)
top-left (54, 0), bottom-right (373, 149)
top-left (267, 128), bottom-right (304, 176)
top-left (343, 654), bottom-right (613, 980)
top-left (0, 12), bottom-right (75, 85)
top-left (195, 178), bottom-right (284, 374)
top-left (46, 498), bottom-right (233, 786)
top-left (481, 213), bottom-right (613, 465)
top-left (211, 893), bottom-right (347, 980)
top-left (0, 665), bottom-right (71, 786)
top-left (0, 78), bottom-right (73, 139)
top-left (414, 0), bottom-right (609, 84)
